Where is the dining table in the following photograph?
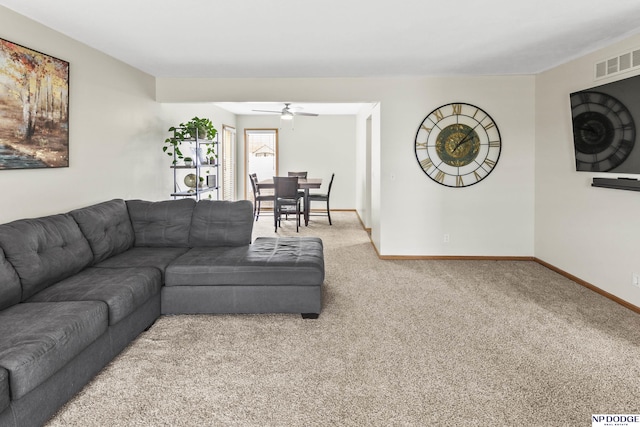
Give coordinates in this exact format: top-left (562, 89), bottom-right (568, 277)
top-left (257, 177), bottom-right (322, 226)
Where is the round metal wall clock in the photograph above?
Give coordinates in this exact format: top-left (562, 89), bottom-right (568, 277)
top-left (570, 91), bottom-right (635, 172)
top-left (414, 103), bottom-right (501, 187)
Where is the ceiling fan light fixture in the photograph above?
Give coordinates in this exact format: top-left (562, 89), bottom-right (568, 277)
top-left (281, 111), bottom-right (294, 120)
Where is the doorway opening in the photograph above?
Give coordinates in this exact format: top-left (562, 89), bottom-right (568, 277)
top-left (245, 128), bottom-right (278, 204)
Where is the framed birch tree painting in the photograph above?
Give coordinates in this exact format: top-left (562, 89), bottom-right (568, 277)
top-left (0, 38), bottom-right (69, 170)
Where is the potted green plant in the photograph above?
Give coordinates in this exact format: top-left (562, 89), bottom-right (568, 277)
top-left (163, 117), bottom-right (218, 163)
top-left (183, 157), bottom-right (194, 167)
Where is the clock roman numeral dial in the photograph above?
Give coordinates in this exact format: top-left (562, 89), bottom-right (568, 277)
top-left (420, 158), bottom-right (433, 170)
top-left (483, 158), bottom-right (496, 169)
top-left (415, 103), bottom-right (501, 187)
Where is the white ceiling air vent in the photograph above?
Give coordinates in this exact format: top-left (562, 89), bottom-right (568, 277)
top-left (595, 47), bottom-right (640, 80)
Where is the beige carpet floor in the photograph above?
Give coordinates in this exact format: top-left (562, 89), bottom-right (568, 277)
top-left (47, 211), bottom-right (640, 426)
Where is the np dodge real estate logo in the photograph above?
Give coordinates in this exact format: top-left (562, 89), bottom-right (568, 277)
top-left (593, 414), bottom-right (640, 427)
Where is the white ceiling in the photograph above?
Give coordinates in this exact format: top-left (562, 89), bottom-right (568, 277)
top-left (2, 0), bottom-right (640, 79)
top-left (4, 1), bottom-right (640, 117)
top-left (215, 102), bottom-right (366, 116)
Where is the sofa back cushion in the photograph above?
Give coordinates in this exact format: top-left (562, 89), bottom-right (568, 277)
top-left (0, 214), bottom-right (93, 300)
top-left (0, 247), bottom-right (21, 311)
top-left (126, 199), bottom-right (195, 247)
top-left (188, 200), bottom-right (254, 247)
top-left (70, 199), bottom-right (135, 263)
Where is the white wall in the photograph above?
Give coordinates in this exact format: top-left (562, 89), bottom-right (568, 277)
top-left (377, 77), bottom-right (535, 256)
top-left (535, 33), bottom-right (640, 307)
top-left (235, 114), bottom-right (355, 208)
top-left (0, 6), bottom-right (161, 223)
top-left (157, 76), bottom-right (536, 257)
top-left (355, 103), bottom-right (380, 230)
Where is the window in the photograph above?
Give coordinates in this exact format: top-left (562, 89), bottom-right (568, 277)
top-left (245, 128), bottom-right (278, 201)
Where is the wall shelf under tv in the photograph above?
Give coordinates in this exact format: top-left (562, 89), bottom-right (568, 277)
top-left (592, 177), bottom-right (640, 192)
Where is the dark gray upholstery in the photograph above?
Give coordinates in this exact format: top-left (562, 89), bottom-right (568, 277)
top-left (0, 301), bottom-right (108, 400)
top-left (126, 199), bottom-right (195, 247)
top-left (162, 285), bottom-right (322, 315)
top-left (166, 237), bottom-right (324, 286)
top-left (0, 368), bottom-right (8, 415)
top-left (163, 237), bottom-right (324, 315)
top-left (94, 247), bottom-right (190, 281)
top-left (107, 293), bottom-right (160, 355)
top-left (0, 214), bottom-right (93, 300)
top-left (69, 199), bottom-right (135, 263)
top-left (28, 267), bottom-right (161, 325)
top-left (2, 329), bottom-right (113, 427)
top-left (0, 248), bottom-right (21, 311)
top-left (0, 198), bottom-right (324, 425)
top-left (3, 294), bottom-right (159, 427)
top-left (188, 200), bottom-right (254, 247)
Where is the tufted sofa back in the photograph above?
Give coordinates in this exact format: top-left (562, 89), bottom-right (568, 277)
top-left (188, 200), bottom-right (254, 247)
top-left (69, 199), bottom-right (135, 264)
top-left (126, 199), bottom-right (196, 247)
top-left (124, 199), bottom-right (254, 248)
top-left (0, 198), bottom-right (255, 309)
top-left (0, 247), bottom-right (21, 310)
top-left (0, 214), bottom-right (93, 300)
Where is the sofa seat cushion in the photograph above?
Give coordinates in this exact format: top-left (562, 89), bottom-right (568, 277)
top-left (0, 368), bottom-right (8, 414)
top-left (0, 214), bottom-right (93, 300)
top-left (165, 237), bottom-right (324, 287)
top-left (94, 247), bottom-right (189, 281)
top-left (0, 301), bottom-right (108, 400)
top-left (27, 267), bottom-right (161, 325)
top-left (69, 199), bottom-right (135, 264)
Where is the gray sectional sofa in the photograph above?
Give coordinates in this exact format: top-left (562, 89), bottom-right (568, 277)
top-left (0, 198), bottom-right (324, 427)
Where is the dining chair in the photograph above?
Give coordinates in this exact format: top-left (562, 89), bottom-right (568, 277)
top-left (287, 171), bottom-right (308, 178)
top-left (308, 173), bottom-right (335, 225)
top-left (273, 176), bottom-right (302, 232)
top-left (287, 171), bottom-right (307, 203)
top-left (249, 173), bottom-right (271, 221)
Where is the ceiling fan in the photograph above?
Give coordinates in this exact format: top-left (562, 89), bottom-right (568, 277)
top-left (252, 103), bottom-right (319, 120)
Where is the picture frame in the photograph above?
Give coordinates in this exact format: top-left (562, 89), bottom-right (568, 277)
top-left (0, 37), bottom-right (69, 170)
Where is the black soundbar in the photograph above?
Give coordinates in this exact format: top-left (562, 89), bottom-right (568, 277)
top-left (592, 177), bottom-right (640, 192)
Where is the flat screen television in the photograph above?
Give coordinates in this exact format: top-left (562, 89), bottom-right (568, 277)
top-left (570, 74), bottom-right (640, 174)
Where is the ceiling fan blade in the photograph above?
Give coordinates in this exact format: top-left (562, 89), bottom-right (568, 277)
top-left (252, 104), bottom-right (319, 117)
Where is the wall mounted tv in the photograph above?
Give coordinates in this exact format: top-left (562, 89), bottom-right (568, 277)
top-left (570, 74), bottom-right (640, 174)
